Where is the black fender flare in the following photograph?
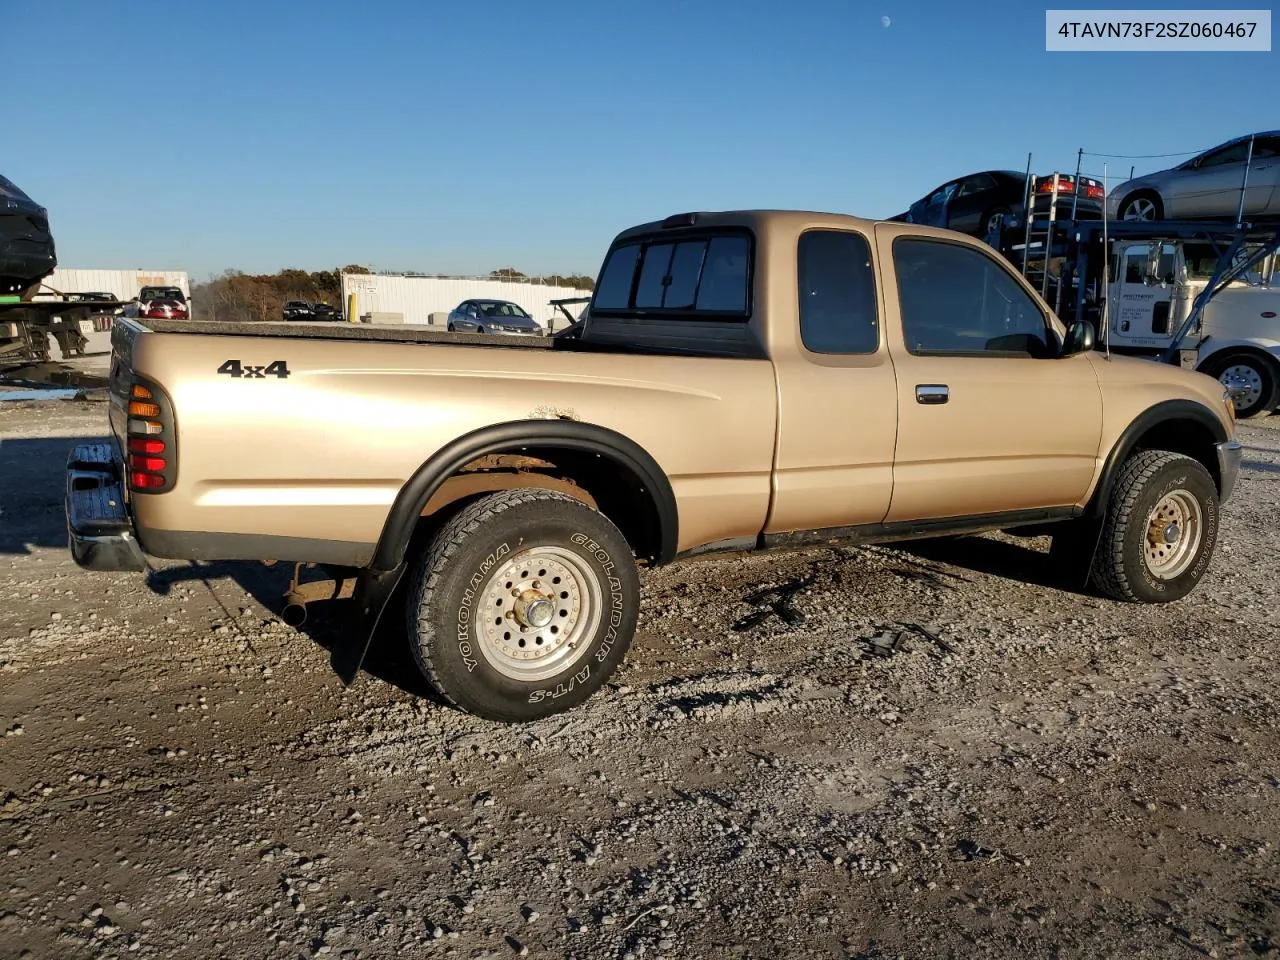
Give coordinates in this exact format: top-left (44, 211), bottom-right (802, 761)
top-left (369, 419), bottom-right (679, 572)
top-left (1087, 399), bottom-right (1229, 517)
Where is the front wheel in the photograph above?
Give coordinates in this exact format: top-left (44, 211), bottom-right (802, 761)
top-left (406, 488), bottom-right (640, 722)
top-left (1089, 450), bottom-right (1218, 603)
top-left (1206, 352), bottom-right (1278, 419)
top-left (983, 207), bottom-right (1012, 237)
top-left (1118, 191), bottom-right (1163, 221)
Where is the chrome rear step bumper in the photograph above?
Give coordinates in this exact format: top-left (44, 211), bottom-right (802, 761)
top-left (65, 442), bottom-right (147, 572)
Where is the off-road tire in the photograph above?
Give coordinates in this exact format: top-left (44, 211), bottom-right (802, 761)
top-left (1089, 450), bottom-right (1218, 603)
top-left (406, 488), bottom-right (640, 722)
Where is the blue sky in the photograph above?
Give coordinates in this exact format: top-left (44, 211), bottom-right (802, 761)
top-left (8, 0), bottom-right (1275, 281)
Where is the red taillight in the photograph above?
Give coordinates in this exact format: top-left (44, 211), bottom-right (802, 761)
top-left (128, 437), bottom-right (166, 455)
top-left (127, 455), bottom-right (166, 472)
top-left (1087, 185), bottom-right (1105, 199)
top-left (130, 471), bottom-right (166, 490)
top-left (124, 377), bottom-right (175, 493)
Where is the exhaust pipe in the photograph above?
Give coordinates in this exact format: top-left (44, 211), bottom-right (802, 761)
top-left (281, 592), bottom-right (308, 627)
top-left (278, 575), bottom-right (356, 627)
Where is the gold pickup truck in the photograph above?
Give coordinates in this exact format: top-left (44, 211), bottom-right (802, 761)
top-left (66, 210), bottom-right (1242, 721)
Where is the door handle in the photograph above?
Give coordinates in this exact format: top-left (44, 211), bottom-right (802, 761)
top-left (916, 384), bottom-right (949, 404)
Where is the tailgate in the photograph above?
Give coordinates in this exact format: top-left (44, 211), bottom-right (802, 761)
top-left (106, 319), bottom-right (150, 454)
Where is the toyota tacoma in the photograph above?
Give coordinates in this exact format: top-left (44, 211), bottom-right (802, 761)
top-left (66, 210), bottom-right (1242, 721)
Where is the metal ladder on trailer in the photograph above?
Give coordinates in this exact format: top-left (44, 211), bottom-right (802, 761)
top-left (1018, 170), bottom-right (1074, 314)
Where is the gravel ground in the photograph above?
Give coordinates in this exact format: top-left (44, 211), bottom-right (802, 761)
top-left (2, 396), bottom-right (1279, 960)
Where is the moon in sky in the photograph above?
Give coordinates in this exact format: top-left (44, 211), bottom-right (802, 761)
top-left (881, 15), bottom-right (892, 27)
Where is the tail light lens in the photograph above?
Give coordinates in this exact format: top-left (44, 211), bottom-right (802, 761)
top-left (123, 375), bottom-right (176, 493)
top-left (1087, 184), bottom-right (1105, 200)
top-left (127, 437), bottom-right (165, 455)
top-left (131, 472), bottom-right (167, 490)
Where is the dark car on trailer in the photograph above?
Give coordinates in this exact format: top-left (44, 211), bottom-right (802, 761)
top-left (890, 169), bottom-right (1105, 238)
top-left (0, 173), bottom-right (56, 297)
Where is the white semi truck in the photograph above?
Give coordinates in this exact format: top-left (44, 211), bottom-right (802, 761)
top-left (1105, 238), bottom-right (1279, 417)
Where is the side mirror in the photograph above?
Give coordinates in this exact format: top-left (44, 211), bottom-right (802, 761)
top-left (1145, 246), bottom-right (1163, 285)
top-left (1063, 320), bottom-right (1095, 356)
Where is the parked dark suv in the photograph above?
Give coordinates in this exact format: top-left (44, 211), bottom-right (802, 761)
top-left (283, 300), bottom-right (314, 320)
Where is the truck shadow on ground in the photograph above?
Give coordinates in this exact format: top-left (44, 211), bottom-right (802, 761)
top-left (142, 560), bottom-right (443, 705)
top-left (1242, 459), bottom-right (1280, 474)
top-left (896, 533), bottom-right (1092, 596)
top-left (0, 435), bottom-right (104, 556)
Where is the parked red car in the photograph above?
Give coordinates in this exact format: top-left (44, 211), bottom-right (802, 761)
top-left (142, 298), bottom-right (188, 320)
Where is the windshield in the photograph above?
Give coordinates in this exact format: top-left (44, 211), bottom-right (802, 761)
top-left (1184, 242), bottom-right (1268, 285)
top-left (479, 302), bottom-right (529, 318)
top-left (141, 286), bottom-right (184, 302)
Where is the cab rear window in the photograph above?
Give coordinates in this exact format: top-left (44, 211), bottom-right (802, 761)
top-left (591, 232), bottom-right (751, 318)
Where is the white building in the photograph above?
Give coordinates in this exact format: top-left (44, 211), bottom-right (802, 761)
top-left (33, 268), bottom-right (190, 301)
top-left (341, 273), bottom-right (591, 331)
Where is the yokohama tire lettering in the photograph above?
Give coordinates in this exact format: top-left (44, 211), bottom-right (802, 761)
top-left (457, 543), bottom-right (511, 673)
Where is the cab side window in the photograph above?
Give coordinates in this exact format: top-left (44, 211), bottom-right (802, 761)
top-left (797, 229), bottom-right (878, 354)
top-left (894, 238), bottom-right (1053, 358)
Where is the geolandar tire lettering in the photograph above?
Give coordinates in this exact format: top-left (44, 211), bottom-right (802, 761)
top-left (1089, 449), bottom-right (1219, 604)
top-left (406, 488), bottom-right (640, 722)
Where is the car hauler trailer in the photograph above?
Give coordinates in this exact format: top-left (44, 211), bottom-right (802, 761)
top-left (0, 295), bottom-right (130, 368)
top-left (983, 168), bottom-right (1280, 418)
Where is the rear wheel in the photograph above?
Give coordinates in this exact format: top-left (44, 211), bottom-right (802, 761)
top-left (1204, 352), bottom-right (1278, 419)
top-left (1089, 450), bottom-right (1218, 603)
top-left (406, 488), bottom-right (640, 722)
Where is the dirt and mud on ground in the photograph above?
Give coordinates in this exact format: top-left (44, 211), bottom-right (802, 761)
top-left (2, 398), bottom-right (1279, 960)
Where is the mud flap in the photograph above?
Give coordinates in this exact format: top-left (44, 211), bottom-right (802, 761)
top-left (332, 564), bottom-right (406, 685)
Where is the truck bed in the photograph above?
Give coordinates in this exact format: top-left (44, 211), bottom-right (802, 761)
top-left (135, 317), bottom-right (765, 359)
top-left (138, 319), bottom-right (556, 348)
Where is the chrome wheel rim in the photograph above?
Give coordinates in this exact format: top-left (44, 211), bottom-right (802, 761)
top-left (475, 546), bottom-right (602, 682)
top-left (986, 212), bottom-right (1005, 234)
top-left (1122, 197), bottom-right (1157, 221)
top-left (1143, 490), bottom-right (1203, 580)
top-left (1219, 364), bottom-right (1263, 411)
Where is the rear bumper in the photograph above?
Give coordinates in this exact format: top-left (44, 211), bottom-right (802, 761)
top-left (65, 442), bottom-right (147, 572)
top-left (1216, 439), bottom-right (1242, 503)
